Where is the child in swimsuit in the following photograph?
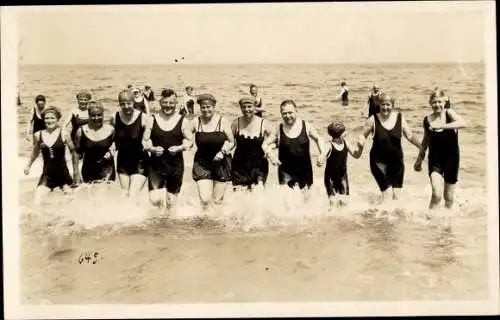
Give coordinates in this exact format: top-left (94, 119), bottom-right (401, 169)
top-left (319, 121), bottom-right (361, 207)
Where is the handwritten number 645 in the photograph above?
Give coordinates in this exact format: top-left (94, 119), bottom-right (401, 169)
top-left (78, 251), bottom-right (99, 264)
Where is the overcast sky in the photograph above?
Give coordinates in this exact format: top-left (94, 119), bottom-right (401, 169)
top-left (15, 2), bottom-right (487, 65)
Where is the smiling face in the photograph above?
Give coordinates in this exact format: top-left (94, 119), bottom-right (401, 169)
top-left (159, 96), bottom-right (177, 116)
top-left (280, 103), bottom-right (297, 125)
top-left (77, 96), bottom-right (90, 109)
top-left (88, 107), bottom-right (104, 128)
top-left (36, 99), bottom-right (46, 110)
top-left (240, 101), bottom-right (256, 119)
top-left (198, 99), bottom-right (215, 120)
top-left (118, 91), bottom-right (135, 116)
top-left (43, 112), bottom-right (59, 129)
top-left (430, 96), bottom-right (446, 114)
top-left (378, 95), bottom-right (393, 117)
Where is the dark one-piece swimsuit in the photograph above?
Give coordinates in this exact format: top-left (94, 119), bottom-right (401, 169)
top-left (278, 120), bottom-right (313, 189)
top-left (192, 116), bottom-right (232, 182)
top-left (37, 130), bottom-right (73, 190)
top-left (79, 129), bottom-right (116, 183)
top-left (148, 115), bottom-right (185, 194)
top-left (70, 112), bottom-right (89, 143)
top-left (32, 109), bottom-right (46, 134)
top-left (424, 111), bottom-right (460, 184)
top-left (114, 112), bottom-right (149, 176)
top-left (324, 139), bottom-right (349, 196)
top-left (232, 118), bottom-right (269, 188)
top-left (369, 113), bottom-right (404, 192)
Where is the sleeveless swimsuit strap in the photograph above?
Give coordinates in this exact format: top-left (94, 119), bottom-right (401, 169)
top-left (216, 116), bottom-right (222, 131)
top-left (237, 117), bottom-right (240, 135)
top-left (197, 117), bottom-right (202, 132)
top-left (260, 119), bottom-right (264, 137)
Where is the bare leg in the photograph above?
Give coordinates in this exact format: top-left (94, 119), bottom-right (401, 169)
top-left (149, 189), bottom-right (166, 208)
top-left (392, 187), bottom-right (402, 200)
top-left (213, 181), bottom-right (228, 205)
top-left (165, 191), bottom-right (179, 215)
top-left (196, 180), bottom-right (214, 211)
top-left (129, 174), bottom-right (147, 200)
top-left (443, 183), bottom-right (456, 209)
top-left (118, 174), bottom-right (131, 197)
top-left (33, 185), bottom-right (51, 206)
top-left (429, 172), bottom-right (444, 210)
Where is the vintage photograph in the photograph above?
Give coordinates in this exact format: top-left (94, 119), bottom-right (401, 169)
top-left (2, 1), bottom-right (498, 318)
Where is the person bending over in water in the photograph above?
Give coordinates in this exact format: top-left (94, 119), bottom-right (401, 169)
top-left (263, 100), bottom-right (326, 194)
top-left (249, 84), bottom-right (265, 117)
top-left (74, 101), bottom-right (116, 184)
top-left (192, 93), bottom-right (235, 211)
top-left (142, 89), bottom-right (194, 213)
top-left (26, 94), bottom-right (47, 143)
top-left (414, 89), bottom-right (466, 212)
top-left (62, 90), bottom-right (91, 144)
top-left (318, 121), bottom-right (362, 207)
top-left (357, 93), bottom-right (421, 203)
top-left (111, 90), bottom-right (150, 198)
top-left (24, 107), bottom-right (80, 205)
top-left (230, 95), bottom-right (274, 191)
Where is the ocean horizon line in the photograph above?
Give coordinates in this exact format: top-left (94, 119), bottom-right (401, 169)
top-left (19, 61), bottom-right (483, 67)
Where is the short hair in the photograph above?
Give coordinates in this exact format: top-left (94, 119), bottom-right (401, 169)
top-left (160, 89), bottom-right (176, 98)
top-left (35, 94), bottom-right (46, 103)
top-left (377, 93), bottom-right (395, 106)
top-left (429, 89), bottom-right (448, 104)
top-left (118, 90), bottom-right (134, 103)
top-left (341, 81), bottom-right (347, 86)
top-left (196, 93), bottom-right (217, 105)
top-left (185, 86), bottom-right (194, 91)
top-left (280, 99), bottom-right (297, 109)
top-left (249, 84), bottom-right (258, 90)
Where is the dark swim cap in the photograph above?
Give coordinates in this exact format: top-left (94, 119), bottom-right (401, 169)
top-left (118, 90), bottom-right (134, 103)
top-left (327, 121), bottom-right (346, 138)
top-left (35, 94), bottom-right (46, 103)
top-left (196, 93), bottom-right (217, 105)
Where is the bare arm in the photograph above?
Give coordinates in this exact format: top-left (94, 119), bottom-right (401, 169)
top-left (220, 116), bottom-right (235, 155)
top-left (441, 108), bottom-right (467, 130)
top-left (401, 115), bottom-right (421, 149)
top-left (143, 99), bottom-right (151, 115)
top-left (62, 109), bottom-right (74, 133)
top-left (306, 121), bottom-right (326, 157)
top-left (24, 131), bottom-right (41, 172)
top-left (109, 112), bottom-right (116, 127)
top-left (344, 135), bottom-right (362, 159)
top-left (356, 116), bottom-right (375, 156)
top-left (262, 123), bottom-right (279, 155)
top-left (141, 115), bottom-right (154, 151)
top-left (180, 118), bottom-right (194, 151)
top-left (62, 129), bottom-right (81, 181)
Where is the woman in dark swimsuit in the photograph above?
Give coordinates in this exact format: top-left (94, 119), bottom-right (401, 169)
top-left (74, 101), bottom-right (116, 184)
top-left (26, 94), bottom-right (47, 143)
top-left (142, 89), bottom-right (194, 212)
top-left (24, 107), bottom-right (80, 205)
top-left (263, 100), bottom-right (325, 193)
top-left (357, 93), bottom-right (421, 203)
top-left (63, 90), bottom-right (92, 144)
top-left (230, 95), bottom-right (274, 190)
top-left (111, 90), bottom-right (150, 198)
top-left (132, 87), bottom-right (150, 114)
top-left (192, 93), bottom-right (235, 210)
top-left (414, 89), bottom-right (466, 211)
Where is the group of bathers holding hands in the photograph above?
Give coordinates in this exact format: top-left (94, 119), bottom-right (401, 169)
top-left (23, 83), bottom-right (466, 216)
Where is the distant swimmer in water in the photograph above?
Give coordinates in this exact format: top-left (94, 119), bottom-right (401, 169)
top-left (179, 86), bottom-right (196, 117)
top-left (230, 95), bottom-right (274, 190)
top-left (74, 101), bottom-right (116, 184)
top-left (192, 93), bottom-right (235, 211)
top-left (131, 87), bottom-right (150, 114)
top-left (263, 100), bottom-right (326, 194)
top-left (318, 121), bottom-right (362, 207)
top-left (111, 90), bottom-right (150, 198)
top-left (367, 85), bottom-right (381, 118)
top-left (414, 89), bottom-right (466, 213)
top-left (142, 89), bottom-right (194, 213)
top-left (26, 94), bottom-right (47, 143)
top-left (249, 84), bottom-right (264, 117)
top-left (24, 107), bottom-right (80, 205)
top-left (357, 93), bottom-right (421, 203)
top-left (143, 85), bottom-right (155, 102)
top-left (63, 90), bottom-right (91, 144)
top-left (340, 81), bottom-right (349, 106)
